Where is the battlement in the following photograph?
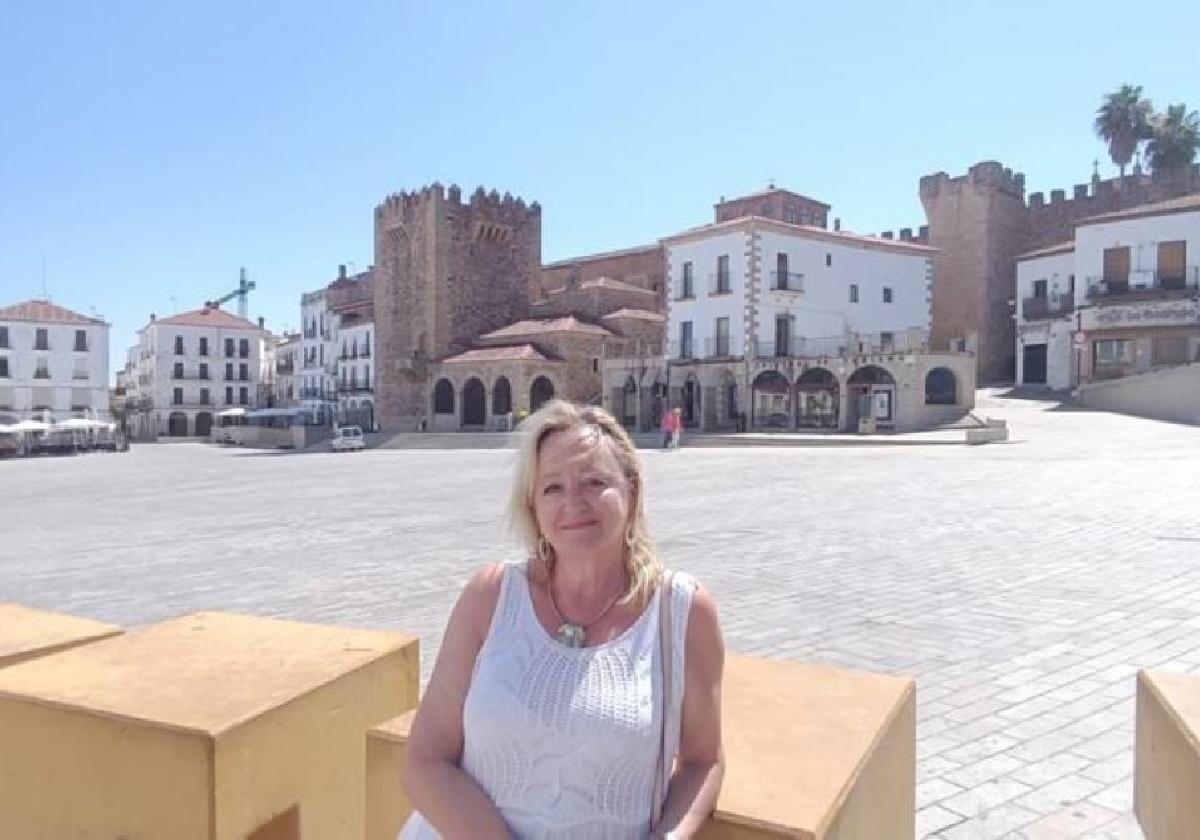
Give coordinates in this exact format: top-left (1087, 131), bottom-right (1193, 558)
top-left (374, 182), bottom-right (541, 228)
top-left (877, 225), bottom-right (931, 244)
top-left (919, 161), bottom-right (1026, 201)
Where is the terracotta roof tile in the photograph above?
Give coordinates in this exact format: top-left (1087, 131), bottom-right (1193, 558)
top-left (1076, 192), bottom-right (1200, 226)
top-left (601, 308), bottom-right (666, 322)
top-left (543, 243), bottom-right (661, 269)
top-left (1016, 240), bottom-right (1076, 261)
top-left (154, 307), bottom-right (262, 330)
top-left (0, 299), bottom-right (105, 325)
top-left (441, 344), bottom-right (557, 364)
top-left (479, 316), bottom-right (613, 340)
top-left (661, 216), bottom-right (937, 254)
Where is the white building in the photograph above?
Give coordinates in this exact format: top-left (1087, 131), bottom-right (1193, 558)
top-left (1015, 193), bottom-right (1200, 391)
top-left (326, 267), bottom-right (375, 430)
top-left (272, 333), bottom-right (301, 407)
top-left (299, 287), bottom-right (338, 423)
top-left (635, 213), bottom-right (972, 433)
top-left (0, 299), bottom-right (110, 422)
top-left (125, 305), bottom-right (267, 439)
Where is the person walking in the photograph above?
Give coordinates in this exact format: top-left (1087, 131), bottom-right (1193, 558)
top-left (660, 407), bottom-right (674, 450)
top-left (670, 407), bottom-right (684, 450)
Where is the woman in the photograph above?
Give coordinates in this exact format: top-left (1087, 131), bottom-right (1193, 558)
top-left (402, 400), bottom-right (725, 839)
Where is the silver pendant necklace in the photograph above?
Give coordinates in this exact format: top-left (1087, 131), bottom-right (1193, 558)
top-left (546, 576), bottom-right (624, 649)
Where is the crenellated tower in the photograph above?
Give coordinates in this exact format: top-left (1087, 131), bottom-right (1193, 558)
top-left (372, 182), bottom-right (541, 431)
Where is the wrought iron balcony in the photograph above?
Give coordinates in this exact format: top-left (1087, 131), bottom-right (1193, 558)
top-left (769, 271), bottom-right (805, 293)
top-left (1021, 295), bottom-right (1076, 320)
top-left (1086, 268), bottom-right (1200, 301)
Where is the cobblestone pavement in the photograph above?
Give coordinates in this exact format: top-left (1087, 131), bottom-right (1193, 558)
top-left (3, 391), bottom-right (1198, 839)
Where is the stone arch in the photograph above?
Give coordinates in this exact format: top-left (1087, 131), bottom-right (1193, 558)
top-left (530, 376), bottom-right (555, 412)
top-left (681, 373), bottom-right (701, 427)
top-left (751, 370), bottom-right (791, 429)
top-left (847, 365), bottom-right (898, 430)
top-left (717, 369), bottom-right (740, 428)
top-left (847, 365), bottom-right (896, 386)
top-left (195, 411), bottom-right (213, 437)
top-left (433, 378), bottom-right (455, 414)
top-left (168, 412), bottom-right (188, 437)
top-left (795, 367), bottom-right (839, 430)
top-left (925, 367), bottom-right (958, 405)
top-left (492, 377), bottom-right (512, 416)
top-left (462, 378), bottom-right (487, 426)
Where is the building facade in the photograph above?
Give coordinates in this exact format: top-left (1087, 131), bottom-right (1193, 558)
top-left (1015, 193), bottom-right (1200, 391)
top-left (299, 288), bottom-right (338, 423)
top-left (0, 299), bottom-right (110, 423)
top-left (125, 306), bottom-right (267, 439)
top-left (327, 267), bottom-right (375, 430)
top-left (612, 213), bottom-right (974, 433)
top-left (271, 332), bottom-right (300, 407)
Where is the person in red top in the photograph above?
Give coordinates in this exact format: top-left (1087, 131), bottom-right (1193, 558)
top-left (660, 408), bottom-right (674, 450)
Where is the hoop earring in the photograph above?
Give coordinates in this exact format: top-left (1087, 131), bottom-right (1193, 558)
top-left (537, 535), bottom-right (553, 567)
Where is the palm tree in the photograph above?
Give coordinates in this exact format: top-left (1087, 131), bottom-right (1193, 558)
top-left (1146, 103), bottom-right (1200, 179)
top-left (1094, 85), bottom-right (1155, 181)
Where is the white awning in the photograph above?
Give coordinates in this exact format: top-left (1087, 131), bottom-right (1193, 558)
top-left (217, 408), bottom-right (247, 418)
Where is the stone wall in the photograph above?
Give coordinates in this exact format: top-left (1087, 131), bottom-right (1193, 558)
top-left (540, 246), bottom-right (665, 301)
top-left (530, 282), bottom-right (659, 321)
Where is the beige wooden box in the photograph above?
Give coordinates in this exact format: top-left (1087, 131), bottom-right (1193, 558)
top-left (1135, 669), bottom-right (1200, 840)
top-left (0, 610), bottom-right (418, 839)
top-left (0, 601), bottom-right (122, 667)
top-left (366, 654), bottom-right (915, 840)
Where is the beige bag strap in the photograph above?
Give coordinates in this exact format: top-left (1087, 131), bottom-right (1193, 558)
top-left (650, 570), bottom-right (676, 831)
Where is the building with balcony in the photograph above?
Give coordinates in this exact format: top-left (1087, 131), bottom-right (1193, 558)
top-left (0, 299), bottom-right (111, 423)
top-left (1014, 193), bottom-right (1200, 391)
top-left (271, 332), bottom-right (300, 407)
top-left (299, 284), bottom-right (339, 424)
top-left (327, 268), bottom-right (375, 430)
top-left (124, 305), bottom-right (267, 439)
top-left (637, 212), bottom-right (974, 433)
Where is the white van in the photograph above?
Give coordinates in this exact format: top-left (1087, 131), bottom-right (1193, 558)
top-left (331, 425), bottom-right (365, 452)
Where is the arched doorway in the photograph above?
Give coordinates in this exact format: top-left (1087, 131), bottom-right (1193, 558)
top-left (462, 378), bottom-right (486, 427)
top-left (925, 368), bottom-right (958, 405)
top-left (620, 376), bottom-right (638, 427)
top-left (168, 412), bottom-right (188, 437)
top-left (847, 365), bottom-right (897, 432)
top-left (718, 370), bottom-right (740, 430)
top-left (433, 378), bottom-right (455, 415)
top-left (530, 376), bottom-right (555, 412)
top-left (492, 377), bottom-right (512, 417)
top-left (795, 368), bottom-right (839, 430)
top-left (361, 400), bottom-right (375, 431)
top-left (681, 374), bottom-right (701, 427)
top-left (751, 371), bottom-right (791, 429)
top-left (195, 412), bottom-right (213, 437)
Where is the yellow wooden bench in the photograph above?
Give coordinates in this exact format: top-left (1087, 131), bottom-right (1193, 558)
top-left (367, 654), bottom-right (915, 840)
top-left (1135, 669), bottom-right (1200, 840)
top-left (0, 611), bottom-right (419, 839)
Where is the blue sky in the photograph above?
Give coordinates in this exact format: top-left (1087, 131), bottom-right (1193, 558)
top-left (2, 0), bottom-right (1196, 379)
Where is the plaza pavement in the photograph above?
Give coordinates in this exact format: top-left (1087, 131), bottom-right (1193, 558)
top-left (2, 390), bottom-right (1198, 839)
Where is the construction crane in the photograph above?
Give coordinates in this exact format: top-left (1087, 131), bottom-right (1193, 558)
top-left (206, 267), bottom-right (256, 318)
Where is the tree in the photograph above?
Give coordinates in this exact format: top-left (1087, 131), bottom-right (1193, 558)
top-left (1094, 85), bottom-right (1155, 181)
top-left (1146, 103), bottom-right (1200, 179)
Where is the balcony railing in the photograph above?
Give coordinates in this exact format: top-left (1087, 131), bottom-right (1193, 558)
top-left (1086, 267), bottom-right (1200, 301)
top-left (337, 384), bottom-right (374, 395)
top-left (1021, 295), bottom-right (1076, 321)
top-left (709, 272), bottom-right (732, 295)
top-left (703, 337), bottom-right (733, 358)
top-left (769, 271), bottom-right (805, 292)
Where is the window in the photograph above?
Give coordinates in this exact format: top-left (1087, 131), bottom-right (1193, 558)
top-left (679, 321), bottom-right (694, 359)
top-left (1032, 279), bottom-right (1048, 299)
top-left (199, 363), bottom-right (209, 380)
top-left (1102, 246), bottom-right (1131, 286)
top-left (199, 337), bottom-right (209, 356)
top-left (592, 358), bottom-right (598, 373)
top-left (72, 358), bottom-right (89, 379)
top-left (173, 387), bottom-right (183, 405)
top-left (239, 338), bottom-right (249, 358)
top-left (883, 286), bottom-right (894, 303)
top-left (825, 253), bottom-right (833, 267)
top-left (225, 386), bottom-right (234, 405)
top-left (1094, 339), bottom-right (1132, 365)
top-left (239, 387), bottom-right (248, 405)
top-left (34, 358), bottom-right (50, 379)
top-left (225, 362), bottom-right (234, 380)
top-left (0, 326), bottom-right (8, 348)
top-left (714, 317), bottom-right (730, 356)
top-left (775, 252), bottom-right (790, 290)
top-left (239, 363), bottom-right (248, 381)
top-left (74, 329), bottom-right (87, 351)
top-left (35, 328), bottom-right (49, 350)
top-left (1152, 336), bottom-right (1189, 365)
top-left (173, 362), bottom-right (184, 379)
top-left (0, 358), bottom-right (8, 378)
top-left (784, 205), bottom-right (797, 223)
top-left (200, 388), bottom-right (210, 405)
top-left (225, 338), bottom-right (235, 357)
top-left (925, 368), bottom-right (957, 405)
top-left (1158, 240), bottom-right (1187, 285)
top-left (680, 262), bottom-right (694, 298)
top-left (774, 315), bottom-right (792, 356)
top-left (850, 284), bottom-right (859, 303)
top-left (715, 255), bottom-right (730, 293)
top-left (174, 335), bottom-right (184, 355)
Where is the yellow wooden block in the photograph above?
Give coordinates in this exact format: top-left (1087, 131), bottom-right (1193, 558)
top-left (1135, 669), bottom-right (1200, 840)
top-left (0, 602), bottom-right (122, 667)
top-left (0, 610), bottom-right (419, 839)
top-left (365, 655), bottom-right (914, 840)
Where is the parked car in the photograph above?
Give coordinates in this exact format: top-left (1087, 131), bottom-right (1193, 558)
top-left (331, 425), bottom-right (365, 452)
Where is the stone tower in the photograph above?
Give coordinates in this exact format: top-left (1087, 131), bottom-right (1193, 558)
top-left (373, 183), bottom-right (541, 431)
top-left (920, 162), bottom-right (1027, 384)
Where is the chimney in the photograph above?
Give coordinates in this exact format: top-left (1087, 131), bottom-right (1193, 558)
top-left (258, 316), bottom-right (265, 329)
top-left (338, 264), bottom-right (347, 280)
top-left (833, 218), bottom-right (841, 232)
top-left (150, 313), bottom-right (156, 322)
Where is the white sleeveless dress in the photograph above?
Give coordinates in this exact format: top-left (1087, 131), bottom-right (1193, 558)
top-left (400, 562), bottom-right (696, 840)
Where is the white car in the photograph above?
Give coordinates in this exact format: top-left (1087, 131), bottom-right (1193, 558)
top-left (331, 426), bottom-right (365, 452)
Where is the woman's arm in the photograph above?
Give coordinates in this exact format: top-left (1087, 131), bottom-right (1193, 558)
top-left (404, 564), bottom-right (513, 839)
top-left (654, 584), bottom-right (726, 839)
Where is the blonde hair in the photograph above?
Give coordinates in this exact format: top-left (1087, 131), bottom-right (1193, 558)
top-left (507, 399), bottom-right (663, 607)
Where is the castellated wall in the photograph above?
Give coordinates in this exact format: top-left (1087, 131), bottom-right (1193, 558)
top-left (372, 183), bottom-right (541, 431)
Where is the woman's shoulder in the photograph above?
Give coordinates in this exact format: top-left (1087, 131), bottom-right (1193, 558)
top-left (456, 562), bottom-right (520, 639)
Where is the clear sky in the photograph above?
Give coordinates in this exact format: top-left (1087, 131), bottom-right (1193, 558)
top-left (2, 0), bottom-right (1196, 380)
